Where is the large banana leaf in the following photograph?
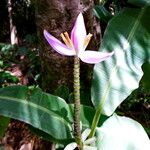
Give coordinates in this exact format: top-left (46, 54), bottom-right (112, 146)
top-left (29, 104), bottom-right (107, 142)
top-left (0, 85), bottom-right (73, 140)
top-left (0, 85), bottom-right (106, 142)
top-left (92, 6), bottom-right (150, 116)
top-left (96, 114), bottom-right (150, 150)
top-left (128, 0), bottom-right (150, 6)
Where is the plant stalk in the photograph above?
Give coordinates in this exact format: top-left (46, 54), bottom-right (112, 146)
top-left (89, 103), bottom-right (103, 138)
top-left (73, 56), bottom-right (82, 150)
top-left (89, 66), bottom-right (116, 137)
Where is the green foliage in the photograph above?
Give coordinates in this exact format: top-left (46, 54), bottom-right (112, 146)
top-left (96, 114), bottom-right (150, 149)
top-left (0, 44), bottom-right (14, 54)
top-left (116, 84), bottom-right (150, 138)
top-left (0, 116), bottom-right (10, 138)
top-left (29, 104), bottom-right (107, 143)
top-left (0, 37), bottom-right (40, 87)
top-left (0, 72), bottom-right (18, 87)
top-left (0, 0), bottom-right (150, 149)
top-left (92, 5), bottom-right (150, 116)
top-left (119, 85), bottom-right (149, 110)
top-left (94, 0), bottom-right (124, 21)
top-left (141, 62), bottom-right (150, 92)
top-left (54, 85), bottom-right (70, 100)
top-left (145, 128), bottom-right (150, 137)
top-left (0, 44), bottom-right (19, 87)
top-left (0, 86), bottom-right (106, 143)
top-left (93, 6), bottom-right (113, 23)
top-left (128, 0), bottom-right (150, 6)
top-left (0, 85), bottom-right (73, 141)
top-left (28, 125), bottom-right (74, 144)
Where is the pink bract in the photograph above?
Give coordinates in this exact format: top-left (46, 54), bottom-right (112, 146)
top-left (43, 13), bottom-right (114, 64)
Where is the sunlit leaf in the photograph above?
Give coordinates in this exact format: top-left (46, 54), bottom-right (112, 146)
top-left (96, 114), bottom-right (150, 150)
top-left (92, 6), bottom-right (150, 116)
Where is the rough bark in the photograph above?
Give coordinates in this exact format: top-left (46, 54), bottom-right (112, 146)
top-left (35, 0), bottom-right (101, 93)
top-left (33, 0), bottom-right (101, 149)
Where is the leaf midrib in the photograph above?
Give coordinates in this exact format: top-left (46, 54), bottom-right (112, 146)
top-left (127, 6), bottom-right (146, 42)
top-left (0, 95), bottom-right (71, 127)
top-left (98, 6), bottom-right (147, 113)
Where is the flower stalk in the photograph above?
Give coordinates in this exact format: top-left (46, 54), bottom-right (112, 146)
top-left (73, 56), bottom-right (82, 150)
top-left (43, 12), bottom-right (114, 149)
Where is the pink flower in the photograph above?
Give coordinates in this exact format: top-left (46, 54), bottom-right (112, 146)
top-left (43, 13), bottom-right (114, 64)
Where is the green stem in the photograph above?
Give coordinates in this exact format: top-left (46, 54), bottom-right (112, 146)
top-left (73, 56), bottom-right (82, 150)
top-left (89, 102), bottom-right (103, 138)
top-left (89, 67), bottom-right (117, 138)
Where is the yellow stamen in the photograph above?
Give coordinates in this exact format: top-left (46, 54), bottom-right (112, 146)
top-left (83, 33), bottom-right (92, 49)
top-left (64, 32), bottom-right (73, 48)
top-left (60, 32), bottom-right (73, 48)
top-left (60, 33), bottom-right (70, 47)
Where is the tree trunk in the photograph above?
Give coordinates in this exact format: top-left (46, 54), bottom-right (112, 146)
top-left (35, 0), bottom-right (101, 93)
top-left (8, 0), bottom-right (18, 45)
top-left (34, 0), bottom-right (101, 149)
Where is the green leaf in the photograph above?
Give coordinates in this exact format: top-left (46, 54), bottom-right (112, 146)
top-left (92, 6), bottom-right (150, 116)
top-left (145, 127), bottom-right (150, 136)
top-left (28, 125), bottom-right (74, 144)
top-left (80, 105), bottom-right (108, 129)
top-left (128, 0), bottom-right (150, 7)
top-left (54, 85), bottom-right (70, 100)
top-left (96, 114), bottom-right (150, 150)
top-left (0, 85), bottom-right (73, 141)
top-left (0, 86), bottom-right (107, 142)
top-left (0, 116), bottom-right (10, 138)
top-left (141, 62), bottom-right (150, 92)
top-left (93, 5), bottom-right (112, 23)
top-left (0, 44), bottom-right (14, 55)
top-left (0, 72), bottom-right (19, 84)
top-left (29, 104), bottom-right (107, 143)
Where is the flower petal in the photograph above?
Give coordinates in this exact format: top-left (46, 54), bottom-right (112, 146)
top-left (81, 129), bottom-right (91, 142)
top-left (83, 145), bottom-right (97, 150)
top-left (84, 137), bottom-right (96, 145)
top-left (44, 30), bottom-right (76, 56)
top-left (79, 51), bottom-right (114, 64)
top-left (71, 13), bottom-right (86, 54)
top-left (64, 142), bottom-right (77, 150)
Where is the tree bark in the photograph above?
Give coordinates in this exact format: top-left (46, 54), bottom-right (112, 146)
top-left (35, 0), bottom-right (101, 93)
top-left (34, 0), bottom-right (101, 149)
top-left (8, 0), bottom-right (18, 45)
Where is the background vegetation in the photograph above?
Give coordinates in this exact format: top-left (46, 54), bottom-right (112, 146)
top-left (0, 0), bottom-right (149, 149)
